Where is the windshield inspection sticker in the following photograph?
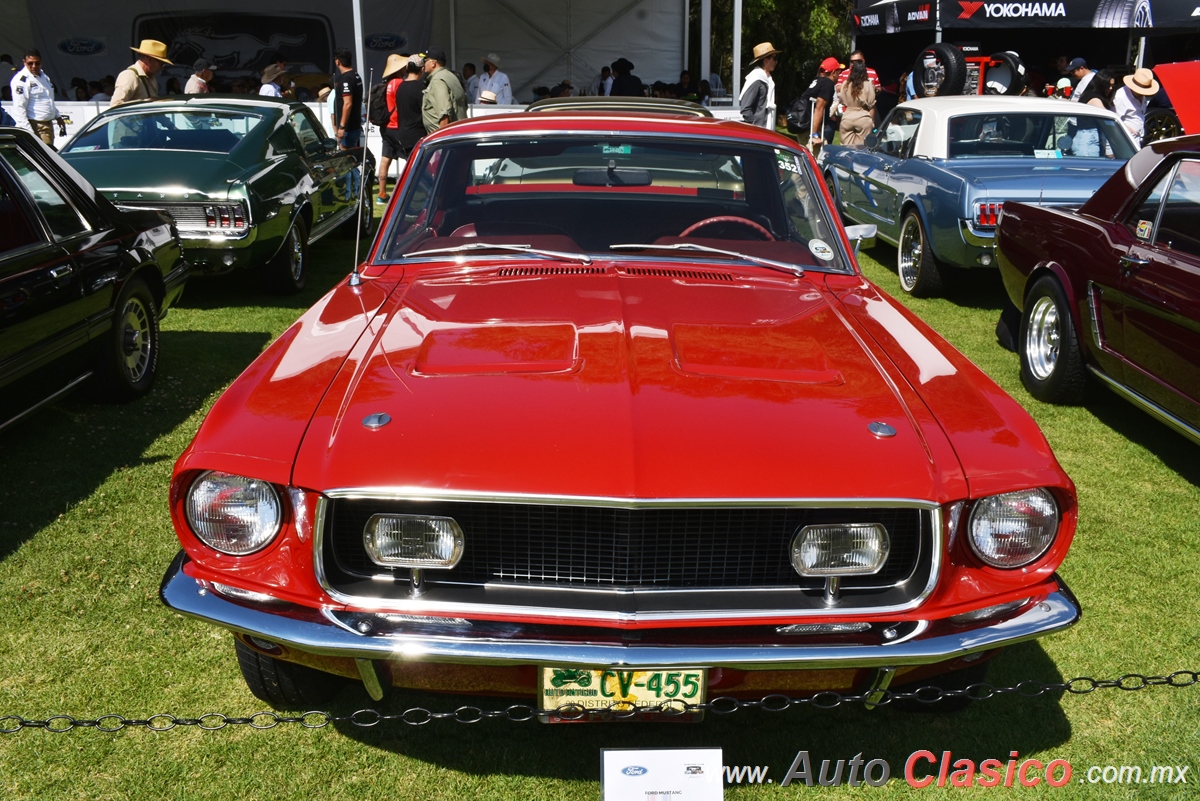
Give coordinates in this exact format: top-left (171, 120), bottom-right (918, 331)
top-left (810, 239), bottom-right (835, 261)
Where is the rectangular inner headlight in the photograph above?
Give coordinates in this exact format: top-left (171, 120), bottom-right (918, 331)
top-left (363, 514), bottom-right (465, 569)
top-left (791, 523), bottom-right (890, 577)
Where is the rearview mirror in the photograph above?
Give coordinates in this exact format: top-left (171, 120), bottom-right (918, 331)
top-left (844, 224), bottom-right (877, 254)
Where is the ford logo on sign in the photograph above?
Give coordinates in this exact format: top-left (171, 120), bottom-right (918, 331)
top-left (365, 33), bottom-right (405, 51)
top-left (621, 766), bottom-right (648, 777)
top-left (58, 38), bottom-right (105, 56)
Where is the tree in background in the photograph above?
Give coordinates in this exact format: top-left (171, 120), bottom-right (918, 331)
top-left (694, 0), bottom-right (852, 113)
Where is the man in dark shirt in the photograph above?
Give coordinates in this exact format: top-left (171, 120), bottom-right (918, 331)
top-left (610, 58), bottom-right (643, 97)
top-left (332, 47), bottom-right (363, 149)
top-left (800, 57), bottom-right (841, 150)
top-left (394, 58), bottom-right (427, 160)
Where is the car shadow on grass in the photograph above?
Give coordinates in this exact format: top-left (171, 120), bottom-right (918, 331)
top-left (174, 235), bottom-right (368, 312)
top-left (1082, 385), bottom-right (1200, 485)
top-left (323, 641), bottom-right (1071, 784)
top-left (860, 243), bottom-right (1009, 313)
top-left (0, 329), bottom-right (271, 561)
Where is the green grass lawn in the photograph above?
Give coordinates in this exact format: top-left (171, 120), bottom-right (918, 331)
top-left (1, 230), bottom-right (1197, 800)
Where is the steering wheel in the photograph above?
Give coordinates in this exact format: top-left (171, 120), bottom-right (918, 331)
top-left (679, 216), bottom-right (775, 240)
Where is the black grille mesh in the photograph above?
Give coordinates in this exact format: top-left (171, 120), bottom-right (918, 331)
top-left (324, 500), bottom-right (925, 591)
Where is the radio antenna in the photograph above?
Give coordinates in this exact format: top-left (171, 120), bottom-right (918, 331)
top-left (350, 66), bottom-right (375, 287)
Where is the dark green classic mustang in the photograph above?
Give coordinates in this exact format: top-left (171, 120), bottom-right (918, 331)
top-left (61, 97), bottom-right (375, 293)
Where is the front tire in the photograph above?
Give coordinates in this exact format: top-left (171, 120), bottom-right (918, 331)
top-left (265, 217), bottom-right (308, 295)
top-left (1019, 275), bottom-right (1087, 403)
top-left (234, 639), bottom-right (347, 708)
top-left (96, 277), bottom-right (159, 401)
top-left (897, 211), bottom-right (944, 297)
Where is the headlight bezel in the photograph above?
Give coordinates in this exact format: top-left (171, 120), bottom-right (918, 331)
top-left (967, 488), bottom-right (1059, 569)
top-left (184, 470), bottom-right (284, 556)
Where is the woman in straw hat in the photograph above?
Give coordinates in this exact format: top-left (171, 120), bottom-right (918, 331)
top-left (1114, 67), bottom-right (1160, 146)
top-left (739, 42), bottom-right (780, 130)
top-left (111, 39), bottom-right (173, 107)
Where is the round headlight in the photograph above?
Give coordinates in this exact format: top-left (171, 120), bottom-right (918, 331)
top-left (185, 471), bottom-right (282, 555)
top-left (968, 488), bottom-right (1058, 568)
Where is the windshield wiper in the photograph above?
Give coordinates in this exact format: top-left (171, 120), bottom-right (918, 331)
top-left (610, 243), bottom-right (803, 277)
top-left (403, 242), bottom-right (593, 265)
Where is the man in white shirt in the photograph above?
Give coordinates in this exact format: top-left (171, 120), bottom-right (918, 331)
top-left (1114, 68), bottom-right (1159, 146)
top-left (478, 53), bottom-right (512, 105)
top-left (260, 64), bottom-right (285, 98)
top-left (185, 59), bottom-right (213, 94)
top-left (9, 49), bottom-right (65, 148)
top-left (463, 62), bottom-right (480, 104)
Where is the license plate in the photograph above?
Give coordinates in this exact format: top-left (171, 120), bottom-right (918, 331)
top-left (538, 667), bottom-right (706, 721)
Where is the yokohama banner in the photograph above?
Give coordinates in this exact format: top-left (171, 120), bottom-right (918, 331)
top-left (856, 0), bottom-right (1195, 31)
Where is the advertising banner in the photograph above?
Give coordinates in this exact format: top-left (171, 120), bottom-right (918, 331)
top-left (856, 0), bottom-right (1198, 30)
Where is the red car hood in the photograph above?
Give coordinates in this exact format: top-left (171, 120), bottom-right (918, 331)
top-left (290, 263), bottom-right (976, 501)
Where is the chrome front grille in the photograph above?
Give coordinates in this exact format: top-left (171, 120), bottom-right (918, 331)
top-left (319, 498), bottom-right (936, 614)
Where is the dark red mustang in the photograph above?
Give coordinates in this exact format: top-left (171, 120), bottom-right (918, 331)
top-left (998, 134), bottom-right (1200, 446)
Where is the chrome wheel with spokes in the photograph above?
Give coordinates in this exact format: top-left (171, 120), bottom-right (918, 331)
top-left (118, 294), bottom-right (153, 384)
top-left (96, 278), bottom-right (159, 401)
top-left (266, 217), bottom-right (309, 294)
top-left (897, 211), bottom-right (943, 297)
top-left (1019, 275), bottom-right (1087, 404)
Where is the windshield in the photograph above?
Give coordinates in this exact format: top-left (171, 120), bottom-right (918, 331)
top-left (63, 110), bottom-right (263, 154)
top-left (947, 112), bottom-right (1137, 160)
top-left (378, 136), bottom-right (852, 274)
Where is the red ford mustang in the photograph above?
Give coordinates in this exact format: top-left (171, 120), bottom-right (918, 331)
top-left (161, 111), bottom-right (1080, 717)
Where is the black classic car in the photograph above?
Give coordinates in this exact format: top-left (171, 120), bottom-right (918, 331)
top-left (0, 127), bottom-right (188, 430)
top-left (60, 97), bottom-right (374, 294)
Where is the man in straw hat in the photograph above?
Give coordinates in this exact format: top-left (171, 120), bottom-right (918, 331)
top-left (739, 42), bottom-right (781, 130)
top-left (111, 39), bottom-right (173, 107)
top-left (478, 52), bottom-right (512, 105)
top-left (1114, 67), bottom-right (1160, 146)
top-left (260, 63), bottom-right (286, 97)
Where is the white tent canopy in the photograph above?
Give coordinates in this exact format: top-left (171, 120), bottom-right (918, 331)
top-left (0, 0), bottom-right (753, 105)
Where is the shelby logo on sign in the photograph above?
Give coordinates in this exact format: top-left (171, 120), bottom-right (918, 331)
top-left (960, 0), bottom-right (1065, 16)
top-left (621, 766), bottom-right (649, 777)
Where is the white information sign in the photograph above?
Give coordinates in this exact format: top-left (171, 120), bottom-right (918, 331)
top-left (602, 748), bottom-right (723, 801)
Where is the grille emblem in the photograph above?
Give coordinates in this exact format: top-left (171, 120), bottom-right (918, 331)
top-left (868, 422), bottom-right (896, 438)
top-left (362, 413), bottom-right (391, 429)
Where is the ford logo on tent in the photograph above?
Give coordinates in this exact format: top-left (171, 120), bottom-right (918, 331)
top-left (365, 33), bottom-right (405, 51)
top-left (621, 766), bottom-right (648, 777)
top-left (58, 38), bottom-right (105, 56)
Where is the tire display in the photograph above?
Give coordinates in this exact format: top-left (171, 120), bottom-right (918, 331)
top-left (1092, 0), bottom-right (1153, 27)
top-left (1019, 275), bottom-right (1088, 404)
top-left (913, 43), bottom-right (967, 98)
top-left (897, 210), bottom-right (945, 297)
top-left (984, 51), bottom-right (1026, 96)
top-left (96, 277), bottom-right (160, 402)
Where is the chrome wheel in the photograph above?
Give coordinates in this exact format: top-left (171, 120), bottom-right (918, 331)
top-left (118, 295), bottom-right (153, 383)
top-left (898, 216), bottom-right (923, 292)
top-left (1024, 295), bottom-right (1060, 381)
top-left (284, 226), bottom-right (304, 283)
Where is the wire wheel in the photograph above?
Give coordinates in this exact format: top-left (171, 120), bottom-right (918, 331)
top-left (1024, 295), bottom-right (1061, 381)
top-left (898, 216), bottom-right (923, 292)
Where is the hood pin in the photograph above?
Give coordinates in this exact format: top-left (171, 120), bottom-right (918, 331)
top-left (363, 413), bottom-right (392, 430)
top-left (868, 422), bottom-right (896, 438)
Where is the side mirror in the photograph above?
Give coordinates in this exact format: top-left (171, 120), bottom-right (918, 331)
top-left (864, 131), bottom-right (879, 149)
top-left (844, 224), bottom-right (877, 254)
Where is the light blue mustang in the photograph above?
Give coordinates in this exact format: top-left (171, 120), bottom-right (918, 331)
top-left (818, 96), bottom-right (1137, 296)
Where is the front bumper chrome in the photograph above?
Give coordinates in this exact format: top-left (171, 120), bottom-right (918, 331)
top-left (160, 553), bottom-right (1080, 671)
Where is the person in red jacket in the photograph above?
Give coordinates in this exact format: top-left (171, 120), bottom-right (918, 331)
top-left (377, 53), bottom-right (407, 205)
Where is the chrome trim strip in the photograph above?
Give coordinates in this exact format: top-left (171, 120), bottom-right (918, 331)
top-left (959, 218), bottom-right (996, 248)
top-left (1088, 367), bottom-right (1200, 447)
top-left (0, 372), bottom-right (92, 433)
top-left (160, 557), bottom-right (1079, 670)
top-left (311, 494), bottom-right (943, 621)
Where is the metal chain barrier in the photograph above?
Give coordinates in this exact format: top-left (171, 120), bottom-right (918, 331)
top-left (2, 671), bottom-right (1196, 734)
